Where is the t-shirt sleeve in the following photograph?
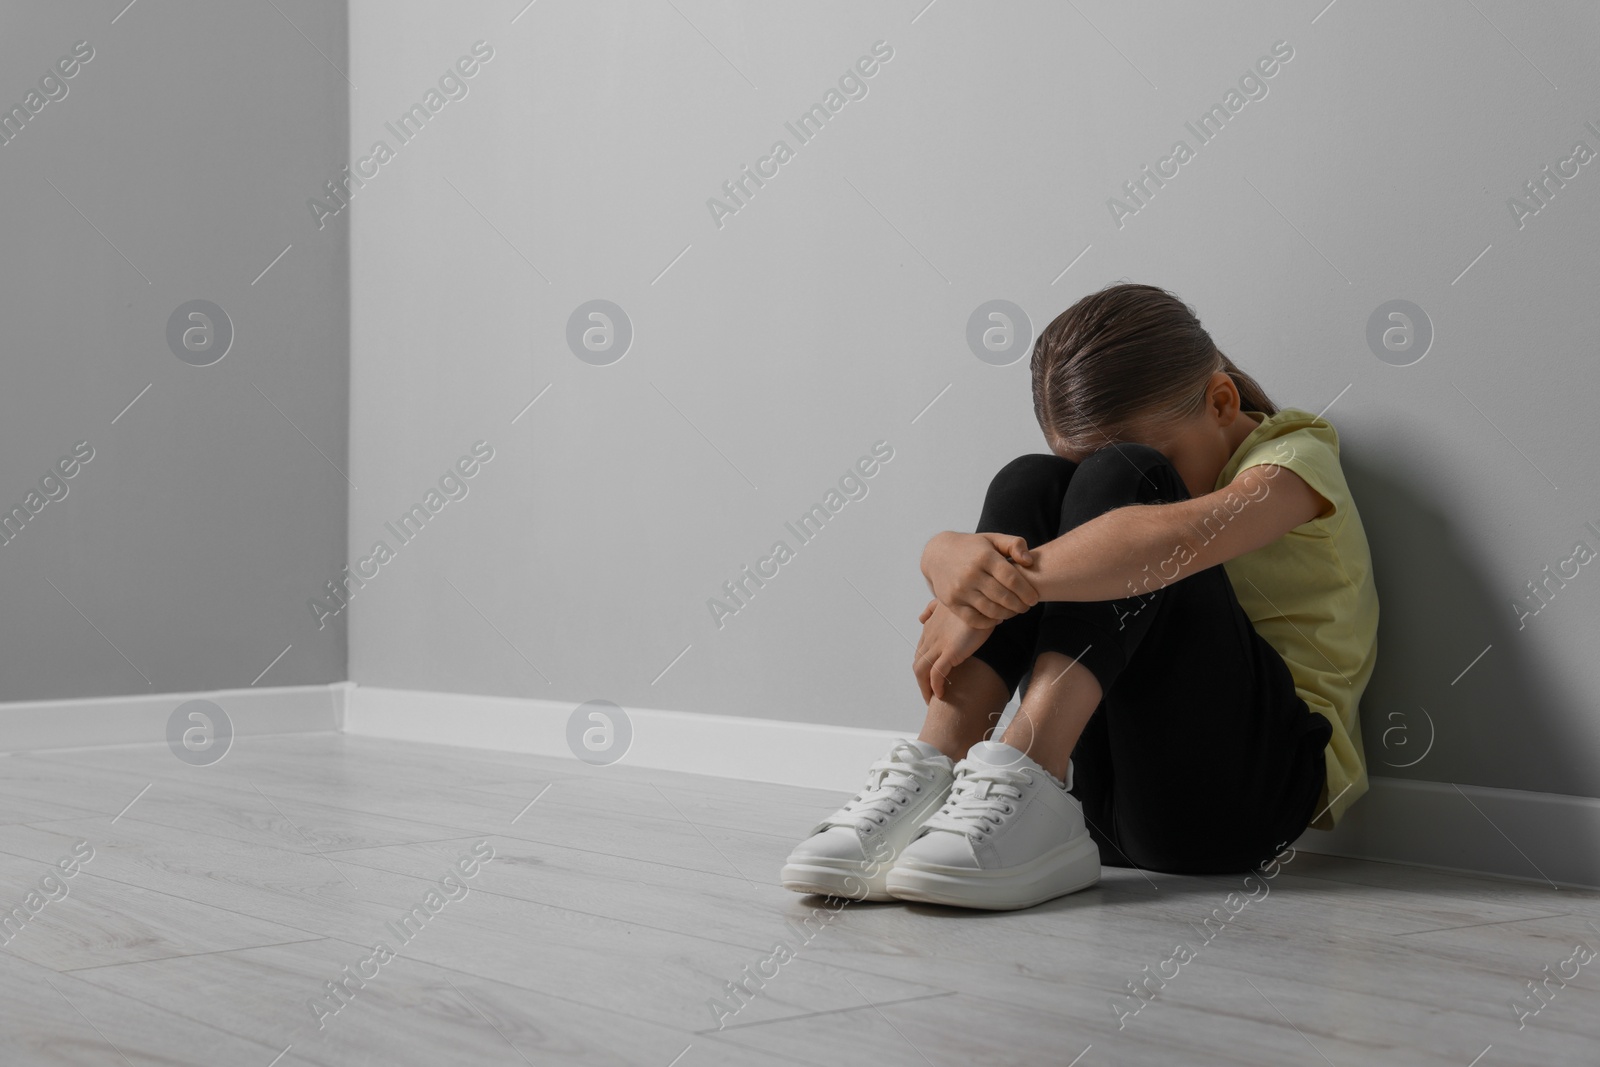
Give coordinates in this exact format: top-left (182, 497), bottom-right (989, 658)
top-left (1233, 420), bottom-right (1344, 527)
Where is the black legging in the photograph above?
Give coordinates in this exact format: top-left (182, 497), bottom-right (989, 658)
top-left (967, 443), bottom-right (1332, 874)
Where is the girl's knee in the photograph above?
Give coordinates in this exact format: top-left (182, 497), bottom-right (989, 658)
top-left (986, 453), bottom-right (1075, 503)
top-left (1072, 442), bottom-right (1184, 502)
top-left (1079, 441), bottom-right (1167, 472)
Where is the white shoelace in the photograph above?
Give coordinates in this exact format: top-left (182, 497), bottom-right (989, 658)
top-left (919, 764), bottom-right (1033, 838)
top-left (821, 741), bottom-right (942, 831)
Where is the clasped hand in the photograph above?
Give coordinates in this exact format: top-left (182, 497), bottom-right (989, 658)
top-left (912, 532), bottom-right (1041, 702)
top-left (919, 530), bottom-right (1040, 627)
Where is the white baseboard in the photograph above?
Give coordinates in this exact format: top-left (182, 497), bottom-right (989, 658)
top-left (4, 681), bottom-right (1593, 889)
top-left (1289, 775), bottom-right (1600, 890)
top-left (344, 685), bottom-right (904, 794)
top-left (0, 682), bottom-right (346, 754)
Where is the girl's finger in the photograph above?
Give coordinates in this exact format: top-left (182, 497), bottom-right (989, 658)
top-left (989, 562), bottom-right (1041, 607)
top-left (957, 602), bottom-right (998, 628)
top-left (935, 649), bottom-right (965, 699)
top-left (982, 532), bottom-right (1033, 566)
top-left (956, 585), bottom-right (1011, 621)
top-left (978, 599), bottom-right (1017, 625)
top-left (1000, 535), bottom-right (1033, 565)
top-left (976, 576), bottom-right (1028, 616)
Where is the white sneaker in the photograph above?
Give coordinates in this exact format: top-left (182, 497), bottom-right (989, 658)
top-left (781, 739), bottom-right (955, 901)
top-left (885, 740), bottom-right (1100, 910)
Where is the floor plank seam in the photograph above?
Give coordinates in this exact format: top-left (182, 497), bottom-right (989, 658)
top-left (58, 937), bottom-right (331, 974)
top-left (691, 989), bottom-right (960, 1035)
top-left (1394, 911), bottom-right (1573, 937)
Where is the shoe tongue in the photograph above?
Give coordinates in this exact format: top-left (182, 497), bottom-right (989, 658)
top-left (965, 740), bottom-right (1033, 770)
top-left (903, 739), bottom-right (945, 760)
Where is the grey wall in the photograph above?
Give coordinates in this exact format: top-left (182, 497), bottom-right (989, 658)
top-left (352, 0), bottom-right (1590, 804)
top-left (0, 1), bottom-right (348, 700)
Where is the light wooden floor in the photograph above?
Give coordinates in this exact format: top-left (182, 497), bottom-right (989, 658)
top-left (1, 734), bottom-right (1596, 1066)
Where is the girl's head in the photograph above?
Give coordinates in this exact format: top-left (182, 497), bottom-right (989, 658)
top-left (1031, 282), bottom-right (1277, 489)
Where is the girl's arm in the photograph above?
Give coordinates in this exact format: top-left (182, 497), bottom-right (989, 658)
top-left (912, 467), bottom-right (1326, 696)
top-left (1018, 464), bottom-right (1330, 602)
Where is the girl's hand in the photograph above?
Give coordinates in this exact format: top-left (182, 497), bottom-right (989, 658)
top-left (913, 599), bottom-right (994, 703)
top-left (920, 531), bottom-right (1040, 628)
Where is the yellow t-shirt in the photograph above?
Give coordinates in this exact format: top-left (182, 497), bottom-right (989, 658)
top-left (1214, 407), bottom-right (1378, 830)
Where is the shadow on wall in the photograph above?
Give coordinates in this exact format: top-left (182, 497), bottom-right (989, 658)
top-left (1344, 452), bottom-right (1587, 799)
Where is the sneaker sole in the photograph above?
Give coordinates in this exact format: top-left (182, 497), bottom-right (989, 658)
top-left (780, 860), bottom-right (892, 902)
top-left (884, 835), bottom-right (1101, 911)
